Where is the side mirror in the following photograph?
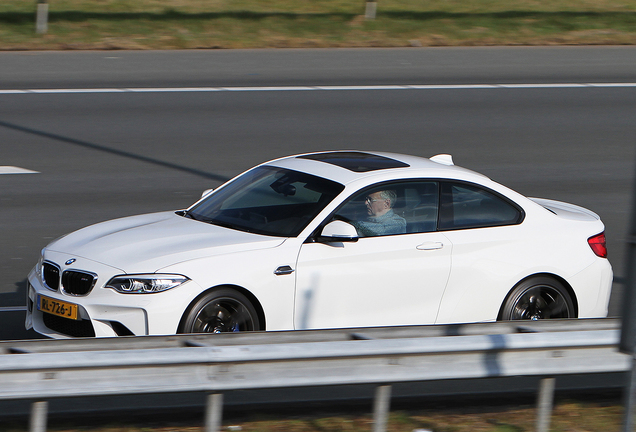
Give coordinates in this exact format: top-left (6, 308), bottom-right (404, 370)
top-left (201, 188), bottom-right (214, 199)
top-left (319, 220), bottom-right (358, 242)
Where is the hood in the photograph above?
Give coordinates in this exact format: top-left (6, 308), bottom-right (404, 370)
top-left (47, 211), bottom-right (286, 273)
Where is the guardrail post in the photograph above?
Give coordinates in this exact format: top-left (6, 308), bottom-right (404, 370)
top-left (205, 393), bottom-right (224, 432)
top-left (373, 385), bottom-right (391, 432)
top-left (623, 355), bottom-right (636, 432)
top-left (364, 0), bottom-right (377, 20)
top-left (621, 153), bottom-right (636, 432)
top-left (535, 377), bottom-right (555, 432)
top-left (29, 401), bottom-right (48, 432)
top-left (35, 0), bottom-right (49, 34)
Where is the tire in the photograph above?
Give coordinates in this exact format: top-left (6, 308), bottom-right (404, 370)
top-left (500, 277), bottom-right (575, 321)
top-left (180, 288), bottom-right (260, 333)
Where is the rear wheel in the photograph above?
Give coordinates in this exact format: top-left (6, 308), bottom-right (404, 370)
top-left (180, 288), bottom-right (260, 333)
top-left (500, 277), bottom-right (575, 320)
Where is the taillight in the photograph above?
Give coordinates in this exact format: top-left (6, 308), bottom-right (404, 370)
top-left (588, 232), bottom-right (607, 258)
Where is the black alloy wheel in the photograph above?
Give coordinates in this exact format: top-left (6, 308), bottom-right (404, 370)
top-left (181, 288), bottom-right (259, 333)
top-left (500, 277), bottom-right (575, 320)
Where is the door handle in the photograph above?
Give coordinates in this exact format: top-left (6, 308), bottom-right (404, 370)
top-left (416, 241), bottom-right (444, 250)
top-left (274, 265), bottom-right (295, 276)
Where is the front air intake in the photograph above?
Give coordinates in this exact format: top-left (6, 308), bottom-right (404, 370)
top-left (43, 313), bottom-right (95, 337)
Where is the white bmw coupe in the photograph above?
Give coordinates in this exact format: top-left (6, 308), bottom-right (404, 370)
top-left (26, 151), bottom-right (612, 338)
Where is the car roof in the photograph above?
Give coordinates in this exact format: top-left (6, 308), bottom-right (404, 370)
top-left (263, 150), bottom-right (489, 185)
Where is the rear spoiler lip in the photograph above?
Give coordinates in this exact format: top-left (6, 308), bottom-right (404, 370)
top-left (529, 197), bottom-right (600, 221)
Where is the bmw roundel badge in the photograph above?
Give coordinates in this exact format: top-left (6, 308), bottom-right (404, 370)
top-left (65, 258), bottom-right (76, 266)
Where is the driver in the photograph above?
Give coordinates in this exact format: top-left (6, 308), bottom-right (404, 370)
top-left (353, 190), bottom-right (406, 237)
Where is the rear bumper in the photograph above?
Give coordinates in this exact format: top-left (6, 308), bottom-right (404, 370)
top-left (570, 258), bottom-right (613, 318)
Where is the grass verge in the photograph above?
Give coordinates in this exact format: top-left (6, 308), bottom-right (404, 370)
top-left (0, 396), bottom-right (625, 432)
top-left (0, 0), bottom-right (635, 50)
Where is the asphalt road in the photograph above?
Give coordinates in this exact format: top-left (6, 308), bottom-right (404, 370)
top-left (1, 46), bottom-right (636, 88)
top-left (1, 47), bottom-right (634, 340)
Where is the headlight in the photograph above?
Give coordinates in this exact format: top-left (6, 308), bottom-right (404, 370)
top-left (105, 274), bottom-right (189, 294)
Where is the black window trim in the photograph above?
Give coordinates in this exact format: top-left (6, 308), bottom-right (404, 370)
top-left (306, 178), bottom-right (526, 242)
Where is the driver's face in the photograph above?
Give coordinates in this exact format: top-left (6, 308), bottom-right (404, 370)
top-left (365, 191), bottom-right (390, 217)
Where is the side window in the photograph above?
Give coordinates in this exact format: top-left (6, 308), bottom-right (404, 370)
top-left (333, 181), bottom-right (439, 237)
top-left (439, 182), bottom-right (522, 230)
top-left (399, 182), bottom-right (439, 234)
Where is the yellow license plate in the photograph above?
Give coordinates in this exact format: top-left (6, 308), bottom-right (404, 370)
top-left (38, 295), bottom-right (79, 320)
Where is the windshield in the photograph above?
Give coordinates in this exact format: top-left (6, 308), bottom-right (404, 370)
top-left (186, 166), bottom-right (345, 237)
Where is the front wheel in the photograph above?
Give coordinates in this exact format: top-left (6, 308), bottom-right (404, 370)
top-left (180, 288), bottom-right (260, 333)
top-left (500, 277), bottom-right (575, 320)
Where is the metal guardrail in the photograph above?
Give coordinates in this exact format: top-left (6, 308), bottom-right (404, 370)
top-left (0, 319), bottom-right (630, 432)
top-left (0, 317), bottom-right (622, 353)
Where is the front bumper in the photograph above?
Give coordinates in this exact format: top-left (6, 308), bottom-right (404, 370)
top-left (27, 277), bottom-right (150, 338)
top-left (26, 253), bottom-right (199, 338)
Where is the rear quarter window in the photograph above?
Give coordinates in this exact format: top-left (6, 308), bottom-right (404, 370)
top-left (439, 182), bottom-right (523, 230)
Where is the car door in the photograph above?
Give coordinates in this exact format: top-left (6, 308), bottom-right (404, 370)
top-left (293, 181), bottom-right (452, 330)
top-left (433, 181), bottom-right (526, 324)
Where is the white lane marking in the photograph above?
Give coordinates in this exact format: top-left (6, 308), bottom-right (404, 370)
top-left (29, 88), bottom-right (127, 94)
top-left (0, 166), bottom-right (40, 174)
top-left (0, 306), bottom-right (27, 312)
top-left (0, 83), bottom-right (636, 94)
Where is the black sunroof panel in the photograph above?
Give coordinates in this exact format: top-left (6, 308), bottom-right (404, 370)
top-left (298, 152), bottom-right (409, 172)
